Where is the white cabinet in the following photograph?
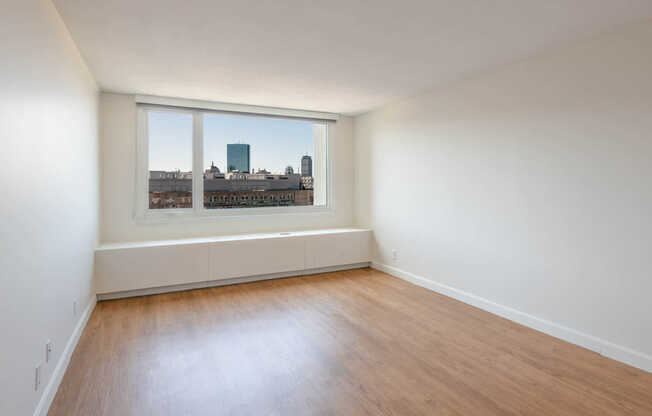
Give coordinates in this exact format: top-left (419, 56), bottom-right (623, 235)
top-left (95, 228), bottom-right (372, 296)
top-left (305, 230), bottom-right (371, 269)
top-left (208, 236), bottom-right (305, 280)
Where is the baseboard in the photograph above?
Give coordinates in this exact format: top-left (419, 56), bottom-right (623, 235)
top-left (371, 261), bottom-right (652, 374)
top-left (33, 295), bottom-right (97, 416)
top-left (97, 262), bottom-right (371, 301)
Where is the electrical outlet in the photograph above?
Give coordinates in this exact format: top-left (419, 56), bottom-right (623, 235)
top-left (34, 364), bottom-right (41, 391)
top-left (73, 300), bottom-right (78, 316)
top-left (46, 340), bottom-right (53, 363)
top-left (391, 249), bottom-right (398, 261)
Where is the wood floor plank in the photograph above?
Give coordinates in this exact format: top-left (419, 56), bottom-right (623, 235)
top-left (48, 268), bottom-right (652, 416)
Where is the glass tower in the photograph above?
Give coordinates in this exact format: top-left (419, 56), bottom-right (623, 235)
top-left (301, 155), bottom-right (312, 177)
top-left (227, 143), bottom-right (250, 173)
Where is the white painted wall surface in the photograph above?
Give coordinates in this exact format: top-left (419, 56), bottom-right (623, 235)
top-left (99, 93), bottom-right (355, 243)
top-left (354, 20), bottom-right (652, 368)
top-left (0, 1), bottom-right (99, 415)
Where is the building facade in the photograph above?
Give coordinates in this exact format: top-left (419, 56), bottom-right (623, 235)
top-left (301, 155), bottom-right (312, 177)
top-left (226, 143), bottom-right (250, 172)
top-left (204, 189), bottom-right (313, 208)
top-left (149, 171), bottom-right (313, 209)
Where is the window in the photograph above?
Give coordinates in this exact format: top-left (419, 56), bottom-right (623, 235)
top-left (136, 100), bottom-right (331, 220)
top-left (147, 110), bottom-right (193, 209)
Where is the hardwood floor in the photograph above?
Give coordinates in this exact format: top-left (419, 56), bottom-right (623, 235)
top-left (49, 268), bottom-right (652, 416)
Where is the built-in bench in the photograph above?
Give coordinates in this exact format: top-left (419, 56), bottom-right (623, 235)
top-left (95, 228), bottom-right (372, 300)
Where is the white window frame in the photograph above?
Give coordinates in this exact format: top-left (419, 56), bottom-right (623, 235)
top-left (134, 101), bottom-right (334, 223)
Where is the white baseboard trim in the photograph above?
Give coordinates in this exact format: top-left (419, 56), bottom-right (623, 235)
top-left (97, 262), bottom-right (371, 301)
top-left (371, 261), bottom-right (652, 374)
top-left (33, 295), bottom-right (97, 416)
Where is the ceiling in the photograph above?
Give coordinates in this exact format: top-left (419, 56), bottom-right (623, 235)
top-left (53, 0), bottom-right (652, 115)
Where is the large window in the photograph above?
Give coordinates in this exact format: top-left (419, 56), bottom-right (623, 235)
top-left (147, 110), bottom-right (193, 209)
top-left (136, 101), bottom-right (330, 219)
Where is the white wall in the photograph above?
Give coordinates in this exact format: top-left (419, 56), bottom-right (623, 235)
top-left (354, 20), bottom-right (652, 369)
top-left (100, 92), bottom-right (355, 243)
top-left (0, 1), bottom-right (99, 414)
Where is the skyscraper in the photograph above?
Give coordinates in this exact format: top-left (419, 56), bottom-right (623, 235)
top-left (301, 155), bottom-right (312, 177)
top-left (227, 143), bottom-right (250, 173)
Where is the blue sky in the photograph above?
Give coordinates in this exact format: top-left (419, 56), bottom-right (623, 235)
top-left (148, 111), bottom-right (314, 174)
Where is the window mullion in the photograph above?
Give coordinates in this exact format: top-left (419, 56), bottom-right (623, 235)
top-left (135, 107), bottom-right (149, 219)
top-left (192, 111), bottom-right (204, 213)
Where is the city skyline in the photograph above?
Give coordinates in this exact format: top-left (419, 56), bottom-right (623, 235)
top-left (148, 111), bottom-right (314, 174)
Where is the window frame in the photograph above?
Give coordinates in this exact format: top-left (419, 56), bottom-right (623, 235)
top-left (135, 104), bottom-right (333, 222)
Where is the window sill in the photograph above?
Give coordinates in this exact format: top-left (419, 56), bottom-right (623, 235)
top-left (134, 205), bottom-right (334, 224)
top-left (97, 227), bottom-right (369, 251)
